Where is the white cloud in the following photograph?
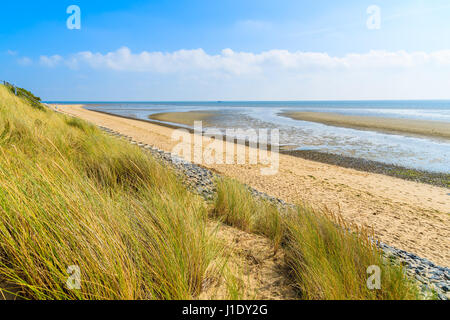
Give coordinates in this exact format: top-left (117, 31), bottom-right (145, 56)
top-left (7, 50), bottom-right (18, 56)
top-left (36, 47), bottom-right (450, 100)
top-left (39, 47), bottom-right (450, 75)
top-left (40, 55), bottom-right (63, 67)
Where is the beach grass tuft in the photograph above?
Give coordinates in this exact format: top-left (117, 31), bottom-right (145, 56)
top-left (213, 178), bottom-right (420, 300)
top-left (0, 84), bottom-right (220, 299)
top-left (213, 178), bottom-right (284, 253)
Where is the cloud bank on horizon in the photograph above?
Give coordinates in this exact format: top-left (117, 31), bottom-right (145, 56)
top-left (37, 47), bottom-right (450, 73)
top-left (22, 47), bottom-right (449, 100)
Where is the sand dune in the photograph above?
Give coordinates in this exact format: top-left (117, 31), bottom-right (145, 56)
top-left (281, 111), bottom-right (450, 139)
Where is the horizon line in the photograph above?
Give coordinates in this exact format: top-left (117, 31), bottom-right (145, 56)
top-left (44, 99), bottom-right (450, 103)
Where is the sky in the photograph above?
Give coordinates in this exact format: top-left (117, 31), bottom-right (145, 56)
top-left (1, 0), bottom-right (450, 101)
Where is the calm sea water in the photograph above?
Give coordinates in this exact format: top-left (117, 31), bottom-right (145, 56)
top-left (50, 100), bottom-right (450, 173)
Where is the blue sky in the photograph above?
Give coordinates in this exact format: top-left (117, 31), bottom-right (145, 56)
top-left (2, 0), bottom-right (450, 100)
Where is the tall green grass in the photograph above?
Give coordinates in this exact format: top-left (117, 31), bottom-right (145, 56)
top-left (213, 179), bottom-right (283, 253)
top-left (213, 178), bottom-right (420, 300)
top-left (0, 85), bottom-right (220, 299)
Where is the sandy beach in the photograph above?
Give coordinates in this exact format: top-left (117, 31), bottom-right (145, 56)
top-left (149, 111), bottom-right (216, 127)
top-left (281, 111), bottom-right (450, 139)
top-left (51, 104), bottom-right (450, 266)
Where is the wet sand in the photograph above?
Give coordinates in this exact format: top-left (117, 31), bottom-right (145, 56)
top-left (122, 109), bottom-right (449, 187)
top-left (283, 149), bottom-right (450, 188)
top-left (49, 104), bottom-right (450, 266)
top-left (281, 111), bottom-right (450, 139)
top-left (149, 111), bottom-right (216, 127)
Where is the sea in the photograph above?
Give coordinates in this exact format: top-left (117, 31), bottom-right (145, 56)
top-left (49, 100), bottom-right (450, 173)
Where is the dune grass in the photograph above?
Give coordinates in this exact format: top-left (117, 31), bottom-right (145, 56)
top-left (213, 178), bottom-right (420, 300)
top-left (0, 84), bottom-right (220, 299)
top-left (213, 179), bottom-right (284, 253)
top-left (0, 83), bottom-right (421, 300)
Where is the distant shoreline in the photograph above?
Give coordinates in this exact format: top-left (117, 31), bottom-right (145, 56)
top-left (280, 111), bottom-right (450, 140)
top-left (149, 111), bottom-right (217, 127)
top-left (283, 149), bottom-right (449, 189)
top-left (71, 106), bottom-right (449, 188)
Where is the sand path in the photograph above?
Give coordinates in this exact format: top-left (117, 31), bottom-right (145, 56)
top-left (201, 221), bottom-right (297, 299)
top-left (52, 105), bottom-right (450, 267)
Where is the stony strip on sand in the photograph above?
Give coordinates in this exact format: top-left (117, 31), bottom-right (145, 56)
top-left (97, 125), bottom-right (449, 300)
top-left (283, 150), bottom-right (450, 189)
